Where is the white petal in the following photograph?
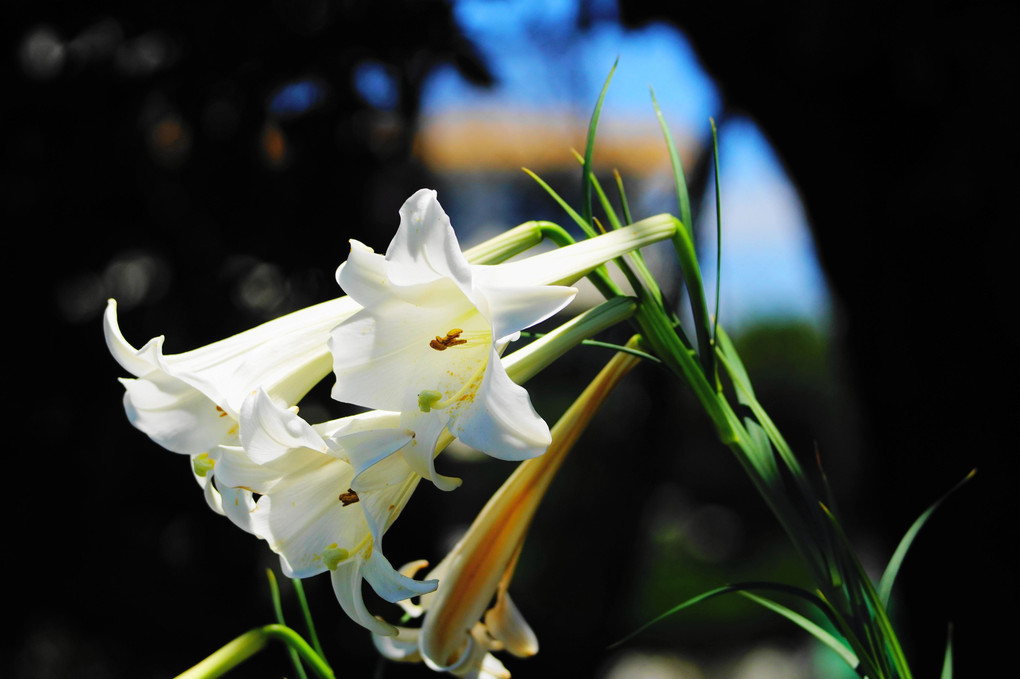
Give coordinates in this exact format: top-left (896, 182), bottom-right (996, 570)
top-left (249, 456), bottom-right (360, 577)
top-left (330, 559), bottom-right (397, 636)
top-left (217, 485), bottom-right (257, 533)
top-left (121, 377), bottom-right (236, 456)
top-left (398, 412), bottom-right (462, 491)
top-left (372, 625), bottom-right (422, 662)
top-left (329, 287), bottom-right (478, 413)
top-left (384, 189), bottom-right (472, 290)
top-left (484, 591), bottom-right (538, 658)
top-left (363, 549), bottom-right (438, 603)
top-left (331, 428), bottom-right (413, 476)
top-left (449, 349), bottom-right (551, 460)
top-left (473, 278), bottom-right (577, 342)
top-left (239, 388), bottom-right (326, 464)
top-left (334, 241), bottom-right (392, 309)
top-left (212, 444), bottom-right (293, 496)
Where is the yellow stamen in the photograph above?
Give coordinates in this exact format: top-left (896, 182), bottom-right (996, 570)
top-left (429, 328), bottom-right (468, 351)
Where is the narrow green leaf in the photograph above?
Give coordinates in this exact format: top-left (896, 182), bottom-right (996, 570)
top-left (266, 570), bottom-right (309, 679)
top-left (709, 118), bottom-right (723, 391)
top-left (878, 469), bottom-right (976, 606)
top-left (739, 591), bottom-right (861, 672)
top-left (611, 581), bottom-right (844, 651)
top-left (650, 87), bottom-right (692, 240)
top-left (613, 169), bottom-right (634, 225)
top-left (819, 504), bottom-right (915, 679)
top-left (583, 59), bottom-right (618, 228)
top-left (292, 578), bottom-right (326, 663)
top-left (522, 167), bottom-right (596, 238)
top-left (940, 625), bottom-right (953, 679)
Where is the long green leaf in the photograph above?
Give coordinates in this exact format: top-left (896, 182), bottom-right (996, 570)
top-left (739, 591), bottom-right (861, 673)
top-left (940, 625), bottom-right (953, 679)
top-left (583, 59), bottom-right (618, 230)
top-left (291, 578), bottom-right (325, 662)
top-left (878, 469), bottom-right (976, 606)
top-left (611, 581), bottom-right (844, 650)
top-left (709, 118), bottom-right (723, 390)
top-left (819, 504), bottom-right (914, 678)
top-left (650, 87), bottom-right (692, 240)
top-left (650, 89), bottom-right (715, 378)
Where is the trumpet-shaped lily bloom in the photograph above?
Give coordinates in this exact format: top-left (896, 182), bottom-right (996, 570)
top-left (214, 388), bottom-right (438, 635)
top-left (104, 296), bottom-right (360, 529)
top-left (330, 189), bottom-right (674, 490)
top-left (373, 346), bottom-right (643, 676)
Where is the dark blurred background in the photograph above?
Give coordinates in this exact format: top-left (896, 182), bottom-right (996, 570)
top-left (4, 1), bottom-right (1011, 677)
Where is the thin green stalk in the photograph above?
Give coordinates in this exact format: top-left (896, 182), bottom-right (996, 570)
top-left (291, 578), bottom-right (326, 661)
top-left (175, 625), bottom-right (334, 679)
top-left (266, 569), bottom-right (308, 679)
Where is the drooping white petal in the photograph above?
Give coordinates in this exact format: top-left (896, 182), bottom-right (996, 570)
top-left (331, 558), bottom-right (397, 637)
top-left (373, 626), bottom-right (422, 662)
top-left (484, 591), bottom-right (538, 658)
top-left (363, 549), bottom-right (438, 603)
top-left (397, 411), bottom-right (462, 491)
top-left (447, 348), bottom-right (551, 461)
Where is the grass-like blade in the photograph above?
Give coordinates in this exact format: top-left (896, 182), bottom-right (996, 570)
top-left (739, 591), bottom-right (861, 673)
top-left (941, 625), bottom-right (953, 679)
top-left (878, 469), bottom-right (976, 606)
top-left (569, 149), bottom-right (663, 308)
top-left (522, 167), bottom-right (596, 238)
top-left (709, 118), bottom-right (723, 390)
top-left (610, 581), bottom-right (844, 651)
top-left (583, 59), bottom-right (618, 229)
top-left (291, 578), bottom-right (326, 662)
top-left (613, 169), bottom-right (634, 225)
top-left (819, 505), bottom-right (914, 679)
top-left (650, 86), bottom-right (693, 239)
top-left (266, 569), bottom-right (309, 679)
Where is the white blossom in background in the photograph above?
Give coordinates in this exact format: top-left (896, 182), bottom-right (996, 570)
top-left (103, 295), bottom-right (359, 529)
top-left (215, 388), bottom-right (437, 635)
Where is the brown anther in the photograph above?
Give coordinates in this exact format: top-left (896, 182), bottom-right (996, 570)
top-left (338, 488), bottom-right (360, 506)
top-left (429, 328), bottom-right (467, 351)
top-left (215, 405), bottom-right (228, 418)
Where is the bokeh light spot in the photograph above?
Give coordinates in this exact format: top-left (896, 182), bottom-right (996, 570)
top-left (19, 27), bottom-right (65, 80)
top-left (353, 60), bottom-right (399, 110)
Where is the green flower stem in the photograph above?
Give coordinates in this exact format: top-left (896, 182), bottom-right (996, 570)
top-left (174, 625), bottom-right (334, 679)
top-left (266, 570), bottom-right (308, 679)
top-left (291, 578), bottom-right (325, 661)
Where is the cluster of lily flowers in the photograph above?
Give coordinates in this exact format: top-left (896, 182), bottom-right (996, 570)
top-left (106, 189), bottom-right (674, 677)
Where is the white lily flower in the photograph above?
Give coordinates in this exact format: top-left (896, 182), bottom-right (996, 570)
top-left (214, 387), bottom-right (438, 635)
top-left (373, 346), bottom-right (643, 676)
top-left (104, 296), bottom-right (360, 530)
top-left (330, 189), bottom-right (674, 490)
